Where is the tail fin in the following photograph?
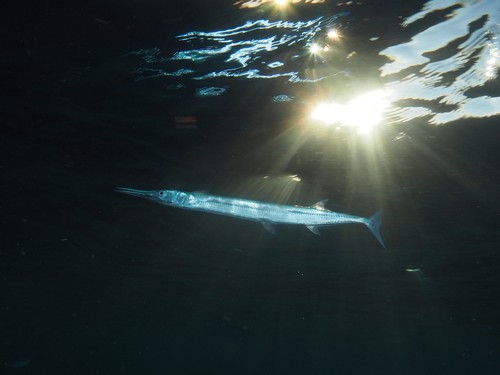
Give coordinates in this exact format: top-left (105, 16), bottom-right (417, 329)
top-left (365, 210), bottom-right (385, 248)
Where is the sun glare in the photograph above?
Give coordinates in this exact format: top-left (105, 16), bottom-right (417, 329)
top-left (309, 43), bottom-right (321, 54)
top-left (274, 0), bottom-right (288, 6)
top-left (327, 29), bottom-right (340, 40)
top-left (310, 90), bottom-right (391, 134)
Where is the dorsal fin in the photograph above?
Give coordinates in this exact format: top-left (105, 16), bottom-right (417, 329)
top-left (312, 199), bottom-right (328, 210)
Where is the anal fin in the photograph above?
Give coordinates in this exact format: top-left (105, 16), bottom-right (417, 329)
top-left (306, 225), bottom-right (320, 235)
top-left (262, 222), bottom-right (276, 235)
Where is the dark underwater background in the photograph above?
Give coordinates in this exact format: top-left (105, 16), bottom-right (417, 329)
top-left (2, 0), bottom-right (500, 374)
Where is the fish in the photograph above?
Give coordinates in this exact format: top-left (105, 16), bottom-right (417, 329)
top-left (2, 358), bottom-right (31, 368)
top-left (116, 188), bottom-right (385, 247)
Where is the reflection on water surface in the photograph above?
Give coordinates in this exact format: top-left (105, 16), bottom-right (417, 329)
top-left (382, 0), bottom-right (500, 125)
top-left (128, 0), bottom-right (500, 129)
top-left (234, 0), bottom-right (326, 9)
top-left (131, 14), bottom-right (347, 83)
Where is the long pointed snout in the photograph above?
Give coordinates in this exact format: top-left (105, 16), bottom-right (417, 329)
top-left (115, 187), bottom-right (158, 199)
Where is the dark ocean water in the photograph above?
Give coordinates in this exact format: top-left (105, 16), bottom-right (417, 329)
top-left (2, 0), bottom-right (500, 374)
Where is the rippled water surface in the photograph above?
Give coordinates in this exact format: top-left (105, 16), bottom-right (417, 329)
top-left (128, 0), bottom-right (500, 127)
top-left (382, 0), bottom-right (500, 124)
top-left (2, 1), bottom-right (500, 374)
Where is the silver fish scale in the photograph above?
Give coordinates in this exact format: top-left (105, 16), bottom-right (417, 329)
top-left (191, 195), bottom-right (364, 226)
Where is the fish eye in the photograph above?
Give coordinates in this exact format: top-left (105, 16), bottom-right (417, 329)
top-left (159, 191), bottom-right (164, 196)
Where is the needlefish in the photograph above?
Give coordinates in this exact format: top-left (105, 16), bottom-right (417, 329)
top-left (116, 188), bottom-right (385, 247)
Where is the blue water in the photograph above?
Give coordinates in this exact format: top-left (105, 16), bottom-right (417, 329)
top-left (2, 0), bottom-right (500, 374)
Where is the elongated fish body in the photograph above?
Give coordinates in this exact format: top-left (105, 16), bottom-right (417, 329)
top-left (116, 188), bottom-right (385, 247)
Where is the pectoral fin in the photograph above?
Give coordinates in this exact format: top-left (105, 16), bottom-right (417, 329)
top-left (262, 222), bottom-right (276, 234)
top-left (306, 225), bottom-right (320, 235)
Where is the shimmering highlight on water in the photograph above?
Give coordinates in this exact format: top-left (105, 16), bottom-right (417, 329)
top-left (381, 0), bottom-right (500, 125)
top-left (130, 14), bottom-right (347, 83)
